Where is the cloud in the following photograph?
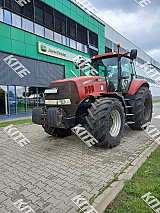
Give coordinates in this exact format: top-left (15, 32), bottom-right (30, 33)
top-left (91, 0), bottom-right (160, 63)
top-left (147, 48), bottom-right (160, 62)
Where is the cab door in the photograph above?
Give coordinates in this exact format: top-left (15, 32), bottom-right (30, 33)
top-left (121, 57), bottom-right (134, 92)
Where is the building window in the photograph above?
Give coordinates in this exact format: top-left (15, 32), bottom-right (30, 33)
top-left (105, 38), bottom-right (112, 49)
top-left (54, 10), bottom-right (66, 35)
top-left (89, 31), bottom-right (98, 48)
top-left (84, 45), bottom-right (88, 54)
top-left (70, 39), bottom-right (77, 49)
top-left (35, 2), bottom-right (44, 25)
top-left (0, 0), bottom-right (3, 7)
top-left (54, 32), bottom-right (62, 44)
top-left (0, 8), bottom-right (3, 22)
top-left (45, 28), bottom-right (53, 40)
top-left (11, 0), bottom-right (21, 15)
top-left (44, 4), bottom-right (54, 30)
top-left (66, 37), bottom-right (70, 47)
top-left (137, 57), bottom-right (145, 65)
top-left (62, 35), bottom-right (66, 45)
top-left (67, 18), bottom-right (76, 40)
top-left (105, 46), bottom-right (112, 53)
top-left (77, 42), bottom-right (83, 52)
top-left (4, 10), bottom-right (11, 25)
top-left (35, 23), bottom-right (44, 37)
top-left (8, 86), bottom-right (16, 115)
top-left (12, 13), bottom-right (21, 28)
top-left (120, 47), bottom-right (126, 52)
top-left (89, 48), bottom-right (98, 57)
top-left (77, 23), bottom-right (87, 45)
top-left (16, 86), bottom-right (26, 113)
top-left (22, 18), bottom-right (33, 33)
top-left (22, 1), bottom-right (33, 20)
top-left (0, 86), bottom-right (7, 115)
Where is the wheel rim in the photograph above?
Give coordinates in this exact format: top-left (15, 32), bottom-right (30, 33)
top-left (144, 96), bottom-right (151, 120)
top-left (109, 109), bottom-right (121, 137)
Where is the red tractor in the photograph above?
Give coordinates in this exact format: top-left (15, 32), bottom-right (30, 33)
top-left (32, 46), bottom-right (152, 148)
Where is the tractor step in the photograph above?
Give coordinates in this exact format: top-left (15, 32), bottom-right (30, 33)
top-left (126, 114), bottom-right (134, 116)
top-left (127, 121), bottom-right (135, 124)
top-left (124, 99), bottom-right (130, 101)
top-left (126, 106), bottom-right (133, 108)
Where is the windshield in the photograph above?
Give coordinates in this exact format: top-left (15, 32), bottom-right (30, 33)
top-left (92, 57), bottom-right (119, 91)
top-left (92, 57), bottom-right (118, 77)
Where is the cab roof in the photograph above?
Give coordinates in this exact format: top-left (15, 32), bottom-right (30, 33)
top-left (91, 52), bottom-right (128, 60)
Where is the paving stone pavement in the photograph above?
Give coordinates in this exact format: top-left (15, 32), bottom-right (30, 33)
top-left (0, 111), bottom-right (159, 213)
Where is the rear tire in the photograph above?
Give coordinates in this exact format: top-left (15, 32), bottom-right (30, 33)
top-left (128, 86), bottom-right (152, 130)
top-left (85, 98), bottom-right (125, 148)
top-left (42, 125), bottom-right (72, 137)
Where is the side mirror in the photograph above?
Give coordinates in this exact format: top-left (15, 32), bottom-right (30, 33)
top-left (130, 49), bottom-right (137, 60)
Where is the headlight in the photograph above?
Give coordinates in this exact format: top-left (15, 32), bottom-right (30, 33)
top-left (45, 100), bottom-right (58, 105)
top-left (45, 99), bottom-right (71, 105)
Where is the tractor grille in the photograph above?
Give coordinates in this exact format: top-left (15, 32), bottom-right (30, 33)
top-left (45, 81), bottom-right (80, 117)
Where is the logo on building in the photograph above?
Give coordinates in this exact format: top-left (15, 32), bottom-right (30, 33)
top-left (3, 55), bottom-right (31, 78)
top-left (38, 42), bottom-right (84, 62)
top-left (41, 44), bottom-right (47, 52)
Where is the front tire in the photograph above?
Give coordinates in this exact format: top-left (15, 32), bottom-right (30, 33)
top-left (128, 86), bottom-right (152, 130)
top-left (85, 98), bottom-right (125, 148)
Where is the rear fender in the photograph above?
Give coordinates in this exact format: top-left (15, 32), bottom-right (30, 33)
top-left (128, 79), bottom-right (149, 95)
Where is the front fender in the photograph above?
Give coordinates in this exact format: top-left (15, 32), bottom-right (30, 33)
top-left (128, 79), bottom-right (149, 95)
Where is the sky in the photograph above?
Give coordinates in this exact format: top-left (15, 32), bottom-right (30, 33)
top-left (91, 0), bottom-right (160, 63)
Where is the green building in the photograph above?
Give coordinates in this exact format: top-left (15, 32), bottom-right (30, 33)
top-left (0, 0), bottom-right (105, 116)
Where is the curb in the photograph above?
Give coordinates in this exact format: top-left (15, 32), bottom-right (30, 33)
top-left (93, 141), bottom-right (159, 213)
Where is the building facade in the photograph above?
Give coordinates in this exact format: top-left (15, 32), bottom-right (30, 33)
top-left (0, 0), bottom-right (105, 116)
top-left (0, 0), bottom-right (159, 117)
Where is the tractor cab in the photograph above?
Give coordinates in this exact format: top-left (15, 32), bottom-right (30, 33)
top-left (90, 46), bottom-right (137, 93)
